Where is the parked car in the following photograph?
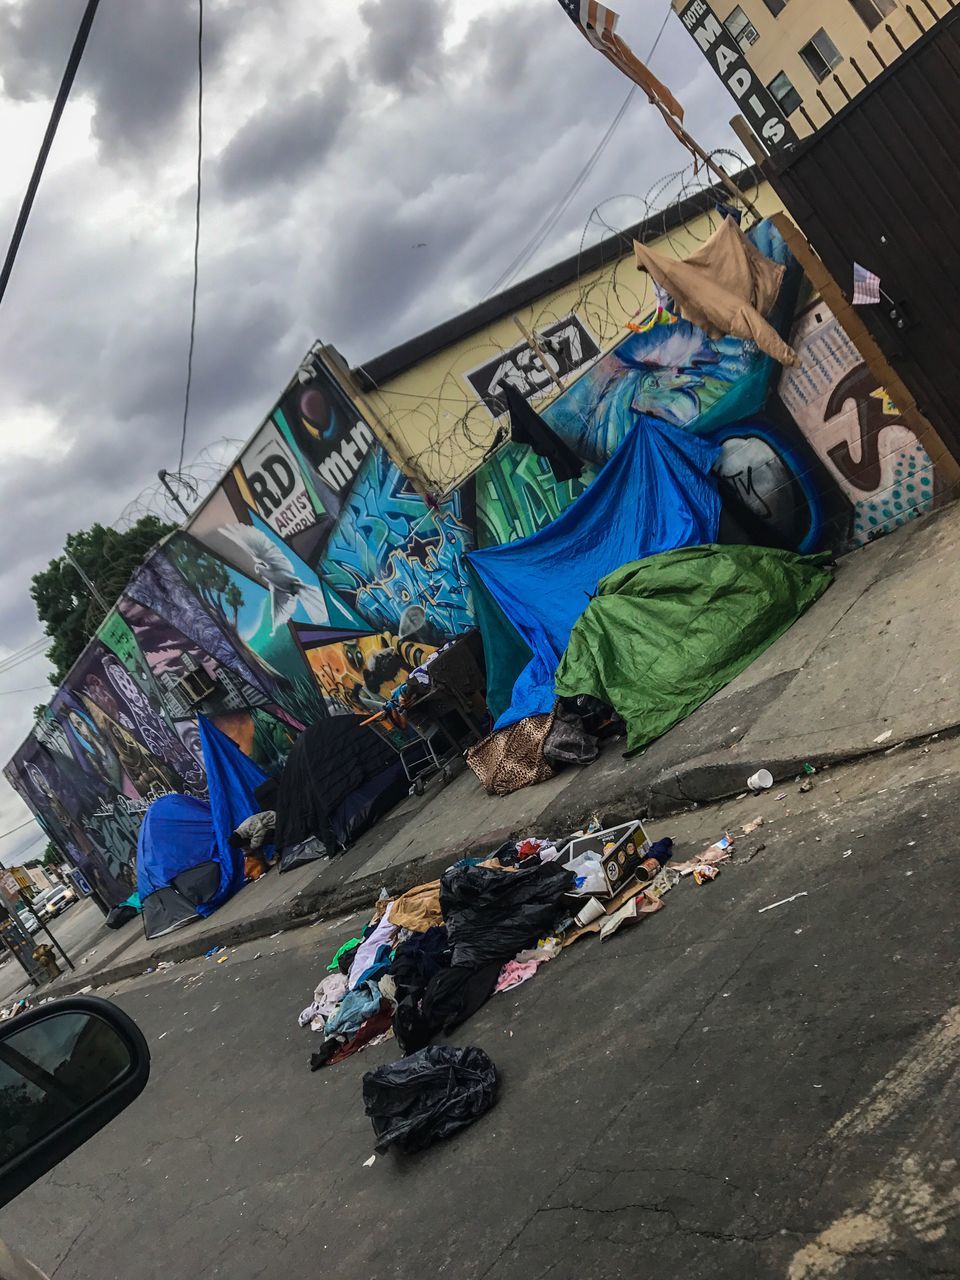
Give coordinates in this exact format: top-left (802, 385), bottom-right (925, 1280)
top-left (14, 909), bottom-right (40, 936)
top-left (31, 885), bottom-right (77, 922)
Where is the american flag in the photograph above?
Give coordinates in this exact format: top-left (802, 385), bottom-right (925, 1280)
top-left (852, 262), bottom-right (882, 306)
top-left (557, 1), bottom-right (685, 122)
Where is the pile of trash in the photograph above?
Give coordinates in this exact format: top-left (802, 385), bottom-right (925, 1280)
top-left (297, 817), bottom-right (738, 1152)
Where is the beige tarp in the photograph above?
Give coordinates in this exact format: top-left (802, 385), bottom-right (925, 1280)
top-left (634, 217), bottom-right (799, 367)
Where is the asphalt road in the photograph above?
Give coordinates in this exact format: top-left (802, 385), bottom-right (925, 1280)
top-left (1, 745), bottom-right (957, 1279)
top-left (0, 897), bottom-right (115, 1006)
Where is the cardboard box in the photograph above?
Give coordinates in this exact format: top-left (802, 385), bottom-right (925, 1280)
top-left (561, 820), bottom-right (652, 896)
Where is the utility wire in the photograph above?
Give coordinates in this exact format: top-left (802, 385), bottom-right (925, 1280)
top-left (0, 0), bottom-right (102, 309)
top-left (0, 687), bottom-right (52, 697)
top-left (0, 642), bottom-right (49, 676)
top-left (176, 0), bottom-right (204, 476)
top-left (5, 832), bottom-right (46, 860)
top-left (486, 1), bottom-right (674, 296)
top-left (0, 818), bottom-right (39, 843)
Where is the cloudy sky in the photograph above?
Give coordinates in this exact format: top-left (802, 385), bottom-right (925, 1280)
top-left (0, 0), bottom-right (742, 862)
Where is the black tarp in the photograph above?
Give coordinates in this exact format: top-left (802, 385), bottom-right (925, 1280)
top-left (272, 716), bottom-right (405, 859)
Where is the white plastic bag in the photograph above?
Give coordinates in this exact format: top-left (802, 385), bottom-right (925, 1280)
top-left (565, 852), bottom-right (607, 896)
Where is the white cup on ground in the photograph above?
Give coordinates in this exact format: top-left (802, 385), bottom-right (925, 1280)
top-left (747, 768), bottom-right (774, 793)
top-left (574, 897), bottom-right (606, 927)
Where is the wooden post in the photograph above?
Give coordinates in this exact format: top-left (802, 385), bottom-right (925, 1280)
top-left (512, 316), bottom-right (565, 394)
top-left (770, 211), bottom-right (960, 489)
top-left (729, 115), bottom-right (769, 167)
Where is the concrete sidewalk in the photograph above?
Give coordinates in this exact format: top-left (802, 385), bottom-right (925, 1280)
top-left (54, 501), bottom-right (960, 993)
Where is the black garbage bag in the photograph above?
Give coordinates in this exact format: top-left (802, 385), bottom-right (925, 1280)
top-left (363, 1045), bottom-right (499, 1153)
top-left (105, 903), bottom-right (138, 930)
top-left (439, 860), bottom-right (575, 969)
top-left (543, 708), bottom-right (600, 767)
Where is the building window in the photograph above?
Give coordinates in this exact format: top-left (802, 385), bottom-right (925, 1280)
top-left (763, 0), bottom-right (788, 15)
top-left (768, 70), bottom-right (802, 116)
top-left (724, 6), bottom-right (760, 53)
top-left (799, 29), bottom-right (843, 83)
top-left (847, 0), bottom-right (896, 30)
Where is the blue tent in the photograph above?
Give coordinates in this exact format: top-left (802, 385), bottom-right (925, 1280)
top-left (467, 417), bottom-right (722, 729)
top-left (137, 716), bottom-right (269, 939)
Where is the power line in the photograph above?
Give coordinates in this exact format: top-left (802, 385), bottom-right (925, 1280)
top-left (486, 1), bottom-right (674, 296)
top-left (0, 641), bottom-right (49, 676)
top-left (0, 0), bottom-right (102, 309)
top-left (9, 832), bottom-right (47, 860)
top-left (176, 0), bottom-right (204, 477)
top-left (0, 686), bottom-right (51, 697)
top-left (486, 86), bottom-right (637, 298)
top-left (0, 818), bottom-right (39, 843)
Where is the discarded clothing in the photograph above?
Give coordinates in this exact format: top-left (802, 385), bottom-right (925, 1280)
top-left (324, 980), bottom-right (382, 1040)
top-left (387, 881), bottom-right (442, 933)
top-left (299, 1002), bottom-right (322, 1029)
top-left (555, 545), bottom-right (833, 755)
top-left (390, 926), bottom-right (453, 1054)
top-left (440, 860), bottom-right (575, 969)
top-left (314, 972), bottom-right (348, 1019)
top-left (468, 417), bottom-right (721, 729)
top-left (313, 1000), bottom-right (396, 1069)
top-left (393, 963), bottom-right (503, 1054)
top-left (417, 962), bottom-right (502, 1043)
top-left (495, 959), bottom-right (539, 992)
top-left (647, 838), bottom-right (674, 866)
top-left (347, 911), bottom-right (399, 990)
top-left (466, 712), bottom-right (557, 796)
top-left (308, 1038), bottom-right (341, 1069)
top-left (327, 938), bottom-right (362, 974)
top-left (350, 944), bottom-right (395, 990)
top-left (505, 382), bottom-right (584, 482)
top-left (363, 1045), bottom-right (499, 1153)
top-left (634, 217), bottom-right (799, 366)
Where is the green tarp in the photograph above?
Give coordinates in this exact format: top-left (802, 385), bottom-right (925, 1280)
top-left (555, 544), bottom-right (833, 756)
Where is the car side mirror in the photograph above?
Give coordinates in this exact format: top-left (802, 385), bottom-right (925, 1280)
top-left (0, 996), bottom-right (150, 1208)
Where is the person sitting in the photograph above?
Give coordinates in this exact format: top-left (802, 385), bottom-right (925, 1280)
top-left (229, 810), bottom-right (276, 881)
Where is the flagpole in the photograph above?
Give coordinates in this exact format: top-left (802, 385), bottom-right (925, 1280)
top-left (650, 99), bottom-right (765, 224)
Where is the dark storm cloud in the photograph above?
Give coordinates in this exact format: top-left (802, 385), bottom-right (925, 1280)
top-left (358, 0), bottom-right (448, 92)
top-left (216, 67), bottom-right (353, 200)
top-left (0, 0), bottom-right (233, 160)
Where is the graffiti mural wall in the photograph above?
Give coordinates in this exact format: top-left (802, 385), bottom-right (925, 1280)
top-left (4, 366), bottom-right (477, 907)
top-left (6, 219), bottom-right (946, 907)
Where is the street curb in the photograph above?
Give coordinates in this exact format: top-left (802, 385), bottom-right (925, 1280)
top-left (51, 723), bottom-right (955, 995)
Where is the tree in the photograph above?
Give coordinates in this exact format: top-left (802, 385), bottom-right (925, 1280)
top-left (42, 842), bottom-right (64, 869)
top-left (31, 515), bottom-right (176, 683)
top-left (165, 537), bottom-right (241, 626)
top-left (225, 582), bottom-right (244, 631)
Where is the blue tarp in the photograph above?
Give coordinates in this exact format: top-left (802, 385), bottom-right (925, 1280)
top-left (467, 417), bottom-right (722, 729)
top-left (137, 716), bottom-right (268, 922)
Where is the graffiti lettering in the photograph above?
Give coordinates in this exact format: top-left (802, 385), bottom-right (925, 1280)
top-left (248, 453), bottom-right (296, 515)
top-left (315, 420), bottom-right (374, 491)
top-left (825, 365), bottom-right (892, 492)
top-left (466, 315), bottom-right (600, 418)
